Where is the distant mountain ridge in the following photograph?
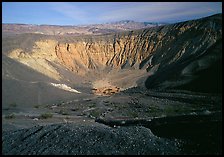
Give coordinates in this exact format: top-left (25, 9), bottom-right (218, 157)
top-left (107, 20), bottom-right (166, 26)
top-left (2, 20), bottom-right (165, 36)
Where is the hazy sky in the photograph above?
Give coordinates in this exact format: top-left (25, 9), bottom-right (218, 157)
top-left (2, 2), bottom-right (222, 25)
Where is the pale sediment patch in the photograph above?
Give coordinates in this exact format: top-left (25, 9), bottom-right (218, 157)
top-left (50, 83), bottom-right (81, 93)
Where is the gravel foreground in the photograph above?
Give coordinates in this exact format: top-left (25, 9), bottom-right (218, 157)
top-left (2, 123), bottom-right (181, 155)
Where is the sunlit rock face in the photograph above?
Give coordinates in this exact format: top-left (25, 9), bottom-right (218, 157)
top-left (4, 14), bottom-right (222, 93)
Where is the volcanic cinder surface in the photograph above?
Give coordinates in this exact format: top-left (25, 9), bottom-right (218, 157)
top-left (2, 14), bottom-right (222, 155)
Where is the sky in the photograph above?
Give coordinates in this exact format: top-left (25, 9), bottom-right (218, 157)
top-left (2, 2), bottom-right (222, 26)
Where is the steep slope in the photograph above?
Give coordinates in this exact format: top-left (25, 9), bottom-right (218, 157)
top-left (145, 39), bottom-right (222, 93)
top-left (3, 14), bottom-right (222, 94)
top-left (2, 54), bottom-right (89, 107)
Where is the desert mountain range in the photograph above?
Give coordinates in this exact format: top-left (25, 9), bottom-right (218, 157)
top-left (2, 20), bottom-right (164, 36)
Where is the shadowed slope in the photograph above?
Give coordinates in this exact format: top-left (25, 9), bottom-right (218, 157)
top-left (2, 123), bottom-right (180, 155)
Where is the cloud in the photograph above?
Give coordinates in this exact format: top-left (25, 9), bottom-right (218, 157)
top-left (99, 2), bottom-right (222, 22)
top-left (31, 2), bottom-right (223, 24)
top-left (47, 2), bottom-right (89, 24)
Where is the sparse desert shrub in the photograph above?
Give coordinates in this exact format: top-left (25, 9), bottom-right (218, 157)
top-left (145, 106), bottom-right (162, 117)
top-left (164, 106), bottom-right (190, 116)
top-left (164, 106), bottom-right (176, 115)
top-left (114, 104), bottom-right (127, 110)
top-left (77, 112), bottom-right (85, 116)
top-left (70, 108), bottom-right (79, 111)
top-left (34, 105), bottom-right (40, 108)
top-left (3, 107), bottom-right (10, 111)
top-left (5, 113), bottom-right (15, 119)
top-left (89, 104), bottom-right (96, 108)
top-left (128, 111), bottom-right (138, 118)
top-left (40, 113), bottom-right (53, 119)
top-left (59, 109), bottom-right (69, 115)
top-left (9, 103), bottom-right (17, 108)
top-left (89, 110), bottom-right (101, 118)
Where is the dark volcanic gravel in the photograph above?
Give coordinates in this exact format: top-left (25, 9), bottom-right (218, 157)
top-left (2, 123), bottom-right (181, 155)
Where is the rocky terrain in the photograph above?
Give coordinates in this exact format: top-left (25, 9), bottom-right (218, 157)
top-left (3, 123), bottom-right (181, 155)
top-left (2, 14), bottom-right (222, 155)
